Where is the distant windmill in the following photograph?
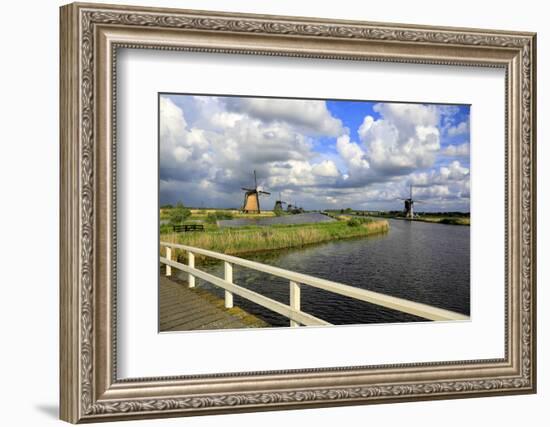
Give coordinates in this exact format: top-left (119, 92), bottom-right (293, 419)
top-left (286, 200), bottom-right (304, 214)
top-left (399, 184), bottom-right (424, 219)
top-left (241, 170), bottom-right (271, 213)
top-left (273, 192), bottom-right (287, 212)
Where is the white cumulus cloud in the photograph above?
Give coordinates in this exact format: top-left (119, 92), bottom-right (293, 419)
top-left (312, 160), bottom-right (340, 177)
top-left (224, 97), bottom-right (344, 137)
top-left (358, 103), bottom-right (441, 175)
top-left (441, 142), bottom-right (470, 157)
top-left (447, 120), bottom-right (469, 137)
top-left (336, 134), bottom-right (369, 171)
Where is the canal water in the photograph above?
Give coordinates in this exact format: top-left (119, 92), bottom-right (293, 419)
top-left (174, 219), bottom-right (470, 327)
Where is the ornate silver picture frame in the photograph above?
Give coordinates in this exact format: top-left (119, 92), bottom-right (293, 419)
top-left (60, 2), bottom-right (536, 423)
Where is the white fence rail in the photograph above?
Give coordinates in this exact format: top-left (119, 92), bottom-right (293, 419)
top-left (160, 241), bottom-right (469, 327)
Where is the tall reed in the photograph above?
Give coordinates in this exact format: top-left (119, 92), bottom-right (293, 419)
top-left (160, 220), bottom-right (389, 263)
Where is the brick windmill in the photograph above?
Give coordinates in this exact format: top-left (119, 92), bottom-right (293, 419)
top-left (241, 170), bottom-right (270, 213)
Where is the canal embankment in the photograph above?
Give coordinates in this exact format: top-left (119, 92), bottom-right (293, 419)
top-left (161, 217), bottom-right (389, 263)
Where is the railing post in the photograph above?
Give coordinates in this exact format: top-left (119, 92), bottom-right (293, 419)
top-left (289, 281), bottom-right (301, 327)
top-left (165, 247), bottom-right (172, 276)
top-left (224, 261), bottom-right (234, 308)
top-left (188, 251), bottom-right (195, 288)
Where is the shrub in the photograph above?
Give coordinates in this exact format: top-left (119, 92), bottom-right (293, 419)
top-left (205, 211), bottom-right (234, 224)
top-left (347, 217), bottom-right (373, 227)
top-left (347, 218), bottom-right (362, 227)
top-left (205, 213), bottom-right (218, 224)
top-left (214, 211), bottom-right (234, 220)
top-left (169, 202), bottom-right (191, 225)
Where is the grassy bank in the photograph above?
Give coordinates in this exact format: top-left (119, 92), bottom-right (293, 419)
top-left (161, 218), bottom-right (389, 262)
top-left (411, 216), bottom-right (470, 226)
top-left (366, 211), bottom-right (470, 226)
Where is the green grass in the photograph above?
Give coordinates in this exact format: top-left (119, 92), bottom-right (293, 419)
top-left (160, 219), bottom-right (389, 263)
top-left (413, 216), bottom-right (470, 226)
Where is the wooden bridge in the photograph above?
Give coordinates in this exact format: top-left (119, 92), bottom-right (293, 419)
top-left (160, 276), bottom-right (268, 331)
top-left (159, 242), bottom-right (469, 331)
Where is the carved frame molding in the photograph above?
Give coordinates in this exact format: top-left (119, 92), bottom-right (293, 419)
top-left (60, 2), bottom-right (536, 423)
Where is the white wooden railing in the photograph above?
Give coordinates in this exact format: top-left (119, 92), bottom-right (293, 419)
top-left (160, 242), bottom-right (469, 327)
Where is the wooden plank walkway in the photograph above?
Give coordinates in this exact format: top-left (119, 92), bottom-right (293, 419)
top-left (159, 276), bottom-right (269, 331)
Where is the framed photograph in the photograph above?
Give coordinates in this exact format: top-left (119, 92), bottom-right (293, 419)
top-left (60, 2), bottom-right (536, 423)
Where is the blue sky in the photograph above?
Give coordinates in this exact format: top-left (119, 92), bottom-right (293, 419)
top-left (159, 94), bottom-right (470, 212)
top-left (327, 100), bottom-right (377, 143)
